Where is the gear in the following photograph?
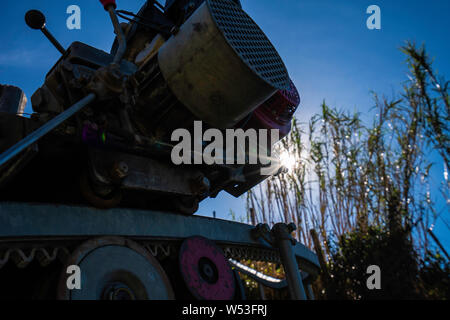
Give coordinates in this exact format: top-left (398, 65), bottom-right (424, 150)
top-left (179, 236), bottom-right (235, 300)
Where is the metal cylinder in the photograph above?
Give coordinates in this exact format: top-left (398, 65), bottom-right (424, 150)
top-left (272, 223), bottom-right (307, 300)
top-left (157, 0), bottom-right (290, 129)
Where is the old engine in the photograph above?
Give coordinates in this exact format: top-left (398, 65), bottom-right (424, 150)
top-left (0, 0), bottom-right (300, 214)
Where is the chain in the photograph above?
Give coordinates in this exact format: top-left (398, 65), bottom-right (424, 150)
top-left (142, 242), bottom-right (173, 258)
top-left (222, 245), bottom-right (281, 264)
top-left (0, 240), bottom-right (280, 270)
top-left (0, 247), bottom-right (70, 269)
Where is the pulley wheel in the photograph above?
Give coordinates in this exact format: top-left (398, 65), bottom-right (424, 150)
top-left (58, 237), bottom-right (174, 300)
top-left (179, 236), bottom-right (235, 300)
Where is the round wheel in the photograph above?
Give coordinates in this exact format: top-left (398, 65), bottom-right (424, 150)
top-left (79, 172), bottom-right (122, 209)
top-left (179, 236), bottom-right (235, 300)
top-left (58, 237), bottom-right (174, 300)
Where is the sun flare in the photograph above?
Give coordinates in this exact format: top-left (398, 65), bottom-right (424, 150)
top-left (279, 150), bottom-right (298, 172)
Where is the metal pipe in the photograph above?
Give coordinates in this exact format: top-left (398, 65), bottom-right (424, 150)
top-left (258, 283), bottom-right (266, 300)
top-left (41, 27), bottom-right (66, 55)
top-left (107, 7), bottom-right (127, 64)
top-left (306, 284), bottom-right (315, 300)
top-left (272, 223), bottom-right (307, 300)
top-left (0, 93), bottom-right (96, 168)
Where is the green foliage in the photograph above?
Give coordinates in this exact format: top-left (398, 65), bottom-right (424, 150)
top-left (326, 225), bottom-right (419, 300)
top-left (325, 225), bottom-right (449, 300)
top-left (418, 251), bottom-right (450, 299)
top-left (245, 42), bottom-right (450, 300)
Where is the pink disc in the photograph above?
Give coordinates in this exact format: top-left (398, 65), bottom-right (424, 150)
top-left (179, 237), bottom-right (235, 300)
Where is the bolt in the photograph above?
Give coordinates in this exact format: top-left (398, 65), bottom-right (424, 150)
top-left (104, 284), bottom-right (136, 301)
top-left (191, 174), bottom-right (210, 195)
top-left (261, 224), bottom-right (271, 235)
top-left (111, 161), bottom-right (129, 180)
top-left (171, 26), bottom-right (180, 35)
top-left (288, 223), bottom-right (297, 233)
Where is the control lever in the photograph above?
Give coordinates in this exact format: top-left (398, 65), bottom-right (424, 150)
top-left (272, 223), bottom-right (307, 300)
top-left (0, 10), bottom-right (98, 168)
top-left (100, 0), bottom-right (127, 64)
top-left (1, 2), bottom-right (128, 168)
top-left (25, 10), bottom-right (66, 55)
top-left (0, 2), bottom-right (134, 168)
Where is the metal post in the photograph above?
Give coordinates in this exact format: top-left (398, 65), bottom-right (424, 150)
top-left (0, 93), bottom-right (96, 168)
top-left (306, 285), bottom-right (315, 300)
top-left (106, 6), bottom-right (127, 64)
top-left (250, 208), bottom-right (257, 226)
top-left (272, 223), bottom-right (307, 300)
top-left (258, 283), bottom-right (266, 300)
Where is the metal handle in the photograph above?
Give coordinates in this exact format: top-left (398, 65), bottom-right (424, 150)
top-left (272, 223), bottom-right (308, 300)
top-left (99, 0), bottom-right (126, 64)
top-left (25, 10), bottom-right (65, 55)
top-left (0, 94), bottom-right (96, 168)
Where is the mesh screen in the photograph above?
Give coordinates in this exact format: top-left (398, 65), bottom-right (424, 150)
top-left (208, 0), bottom-right (290, 90)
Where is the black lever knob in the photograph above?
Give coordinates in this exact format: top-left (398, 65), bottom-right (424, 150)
top-left (24, 9), bottom-right (65, 55)
top-left (25, 10), bottom-right (46, 30)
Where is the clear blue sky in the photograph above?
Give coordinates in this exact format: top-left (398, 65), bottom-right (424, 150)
top-left (0, 0), bottom-right (448, 250)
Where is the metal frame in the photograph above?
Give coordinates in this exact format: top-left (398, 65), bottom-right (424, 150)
top-left (0, 202), bottom-right (320, 300)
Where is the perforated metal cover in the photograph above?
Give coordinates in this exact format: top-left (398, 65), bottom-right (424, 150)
top-left (207, 0), bottom-right (290, 90)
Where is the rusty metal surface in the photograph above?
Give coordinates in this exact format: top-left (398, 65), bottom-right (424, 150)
top-left (0, 202), bottom-right (320, 276)
top-left (89, 149), bottom-right (203, 196)
top-left (157, 0), bottom-right (286, 128)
